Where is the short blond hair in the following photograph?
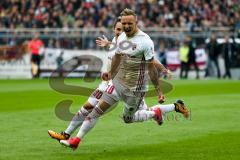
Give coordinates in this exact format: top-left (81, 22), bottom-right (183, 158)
top-left (120, 8), bottom-right (136, 17)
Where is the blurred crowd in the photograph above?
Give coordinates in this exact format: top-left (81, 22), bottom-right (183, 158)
top-left (0, 0), bottom-right (240, 30)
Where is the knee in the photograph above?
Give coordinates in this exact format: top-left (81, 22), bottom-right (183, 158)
top-left (83, 103), bottom-right (94, 112)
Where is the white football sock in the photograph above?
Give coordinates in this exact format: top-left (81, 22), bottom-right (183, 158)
top-left (65, 107), bottom-right (89, 135)
top-left (151, 104), bottom-right (175, 114)
top-left (76, 105), bottom-right (103, 139)
top-left (132, 110), bottom-right (155, 122)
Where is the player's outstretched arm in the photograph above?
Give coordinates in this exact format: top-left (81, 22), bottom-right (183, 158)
top-left (153, 59), bottom-right (167, 72)
top-left (153, 59), bottom-right (172, 79)
top-left (148, 58), bottom-right (165, 103)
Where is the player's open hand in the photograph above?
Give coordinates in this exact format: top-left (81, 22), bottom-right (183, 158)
top-left (101, 72), bottom-right (111, 81)
top-left (96, 35), bottom-right (110, 48)
top-left (158, 94), bottom-right (165, 104)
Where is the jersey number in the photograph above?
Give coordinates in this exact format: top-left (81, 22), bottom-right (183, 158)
top-left (105, 85), bottom-right (114, 94)
top-left (93, 90), bottom-right (103, 99)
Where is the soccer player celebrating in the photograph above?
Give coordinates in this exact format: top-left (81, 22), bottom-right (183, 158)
top-left (56, 9), bottom-right (189, 149)
top-left (48, 17), bottom-right (184, 142)
top-left (48, 17), bottom-right (124, 141)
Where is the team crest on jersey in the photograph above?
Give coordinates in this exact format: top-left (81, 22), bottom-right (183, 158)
top-left (132, 43), bottom-right (137, 50)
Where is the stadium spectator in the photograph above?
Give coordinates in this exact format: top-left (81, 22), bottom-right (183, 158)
top-left (187, 36), bottom-right (199, 79)
top-left (205, 35), bottom-right (221, 78)
top-left (56, 50), bottom-right (64, 77)
top-left (221, 36), bottom-right (233, 79)
top-left (28, 32), bottom-right (45, 78)
top-left (157, 41), bottom-right (166, 67)
top-left (179, 40), bottom-right (189, 79)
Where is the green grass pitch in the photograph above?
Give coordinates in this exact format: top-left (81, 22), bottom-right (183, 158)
top-left (0, 79), bottom-right (239, 160)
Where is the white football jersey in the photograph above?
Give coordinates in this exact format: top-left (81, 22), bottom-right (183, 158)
top-left (114, 30), bottom-right (155, 92)
top-left (116, 30), bottom-right (154, 60)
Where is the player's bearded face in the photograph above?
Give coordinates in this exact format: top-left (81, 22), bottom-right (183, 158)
top-left (121, 15), bottom-right (137, 37)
